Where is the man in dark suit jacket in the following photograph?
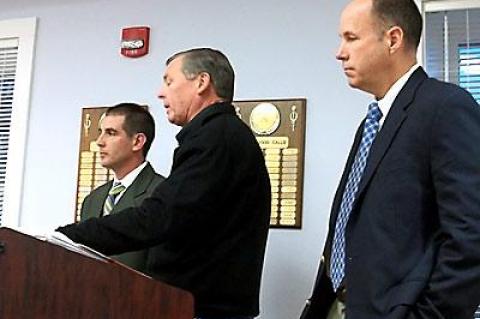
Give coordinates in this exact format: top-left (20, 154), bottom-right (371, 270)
top-left (58, 48), bottom-right (270, 319)
top-left (80, 103), bottom-right (164, 271)
top-left (301, 0), bottom-right (480, 318)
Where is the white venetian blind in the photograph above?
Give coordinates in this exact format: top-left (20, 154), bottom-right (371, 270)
top-left (0, 38), bottom-right (18, 225)
top-left (425, 7), bottom-right (480, 104)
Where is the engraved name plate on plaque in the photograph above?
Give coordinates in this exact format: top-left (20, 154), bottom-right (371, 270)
top-left (233, 99), bottom-right (306, 229)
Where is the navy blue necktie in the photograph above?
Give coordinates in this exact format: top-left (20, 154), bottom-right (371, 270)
top-left (330, 102), bottom-right (383, 291)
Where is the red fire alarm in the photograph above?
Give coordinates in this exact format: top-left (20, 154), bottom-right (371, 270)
top-left (120, 26), bottom-right (150, 58)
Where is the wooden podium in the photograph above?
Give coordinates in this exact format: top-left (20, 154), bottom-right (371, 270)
top-left (0, 228), bottom-right (194, 319)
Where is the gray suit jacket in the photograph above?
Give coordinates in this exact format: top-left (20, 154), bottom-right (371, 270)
top-left (80, 162), bottom-right (164, 271)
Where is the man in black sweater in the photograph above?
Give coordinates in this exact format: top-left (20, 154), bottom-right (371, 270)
top-left (58, 48), bottom-right (271, 319)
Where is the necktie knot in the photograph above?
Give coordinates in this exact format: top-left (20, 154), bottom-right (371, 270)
top-left (109, 182), bottom-right (125, 196)
top-left (367, 102), bottom-right (382, 123)
top-left (103, 182), bottom-right (126, 216)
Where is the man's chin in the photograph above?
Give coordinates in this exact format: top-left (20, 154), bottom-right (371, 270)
top-left (100, 162), bottom-right (112, 169)
top-left (347, 79), bottom-right (359, 89)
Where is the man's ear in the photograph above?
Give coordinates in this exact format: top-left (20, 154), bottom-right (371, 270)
top-left (132, 133), bottom-right (147, 152)
top-left (386, 26), bottom-right (404, 54)
top-left (196, 72), bottom-right (212, 94)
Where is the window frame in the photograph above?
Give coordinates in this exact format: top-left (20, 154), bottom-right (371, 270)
top-left (422, 1), bottom-right (480, 68)
top-left (0, 17), bottom-right (37, 227)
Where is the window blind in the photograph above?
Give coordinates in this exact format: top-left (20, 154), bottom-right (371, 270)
top-left (0, 38), bottom-right (19, 225)
top-left (425, 8), bottom-right (480, 105)
top-left (459, 43), bottom-right (480, 103)
top-left (426, 6), bottom-right (480, 319)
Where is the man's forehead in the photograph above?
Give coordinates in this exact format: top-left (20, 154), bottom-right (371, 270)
top-left (100, 114), bottom-right (125, 127)
top-left (340, 0), bottom-right (374, 30)
top-left (167, 56), bottom-right (183, 70)
top-left (342, 0), bottom-right (372, 18)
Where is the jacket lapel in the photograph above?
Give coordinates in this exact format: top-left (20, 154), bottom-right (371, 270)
top-left (94, 181), bottom-right (112, 216)
top-left (329, 124), bottom-right (364, 230)
top-left (355, 67), bottom-right (428, 199)
top-left (112, 163), bottom-right (155, 213)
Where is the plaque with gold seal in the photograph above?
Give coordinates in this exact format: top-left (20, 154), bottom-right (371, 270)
top-left (233, 98), bottom-right (306, 229)
top-left (249, 102), bottom-right (281, 135)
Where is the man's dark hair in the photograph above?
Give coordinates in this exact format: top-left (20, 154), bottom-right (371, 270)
top-left (372, 0), bottom-right (422, 50)
top-left (105, 102), bottom-right (155, 157)
top-left (166, 48), bottom-right (235, 103)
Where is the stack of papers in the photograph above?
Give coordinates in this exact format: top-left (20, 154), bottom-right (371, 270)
top-left (35, 231), bottom-right (110, 261)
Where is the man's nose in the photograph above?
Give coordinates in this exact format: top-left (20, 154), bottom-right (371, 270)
top-left (335, 42), bottom-right (347, 61)
top-left (157, 86), bottom-right (165, 99)
top-left (96, 134), bottom-right (104, 146)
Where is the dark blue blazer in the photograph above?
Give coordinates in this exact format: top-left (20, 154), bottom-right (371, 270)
top-left (301, 68), bottom-right (480, 319)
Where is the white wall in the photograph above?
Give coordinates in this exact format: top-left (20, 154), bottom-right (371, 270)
top-left (0, 1), bottom-right (372, 318)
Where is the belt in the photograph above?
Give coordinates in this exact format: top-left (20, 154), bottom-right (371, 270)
top-left (337, 287), bottom-right (347, 303)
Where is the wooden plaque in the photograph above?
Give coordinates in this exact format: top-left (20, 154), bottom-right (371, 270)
top-left (232, 98), bottom-right (307, 229)
top-left (75, 107), bottom-right (112, 222)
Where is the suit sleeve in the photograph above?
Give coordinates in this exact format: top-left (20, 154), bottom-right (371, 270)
top-left (416, 88), bottom-right (480, 317)
top-left (57, 126), bottom-right (231, 255)
top-left (80, 194), bottom-right (92, 221)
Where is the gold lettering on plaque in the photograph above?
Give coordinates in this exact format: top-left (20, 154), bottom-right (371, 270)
top-left (283, 148), bottom-right (299, 155)
top-left (81, 158), bottom-right (94, 163)
top-left (265, 154), bottom-right (281, 161)
top-left (280, 219), bottom-right (296, 226)
top-left (281, 199), bottom-right (297, 206)
top-left (281, 212), bottom-right (297, 218)
top-left (283, 161), bottom-right (298, 168)
top-left (282, 155), bottom-right (298, 162)
top-left (266, 161), bottom-right (280, 168)
top-left (265, 149), bottom-right (281, 155)
top-left (79, 180), bottom-right (92, 187)
top-left (79, 175), bottom-right (93, 182)
top-left (95, 168), bottom-right (108, 174)
top-left (90, 142), bottom-right (100, 152)
top-left (257, 137), bottom-right (289, 149)
top-left (281, 186), bottom-right (297, 193)
top-left (282, 174), bottom-right (297, 180)
top-left (282, 167), bottom-right (298, 174)
top-left (267, 167), bottom-right (280, 174)
top-left (282, 180), bottom-right (297, 187)
top-left (269, 173), bottom-right (280, 180)
top-left (280, 206), bottom-right (295, 212)
top-left (80, 169), bottom-right (93, 175)
top-left (94, 174), bottom-right (108, 180)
